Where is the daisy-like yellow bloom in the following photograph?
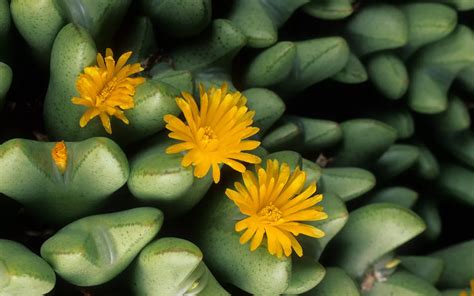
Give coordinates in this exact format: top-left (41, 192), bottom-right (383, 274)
top-left (164, 84), bottom-right (261, 183)
top-left (51, 141), bottom-right (67, 173)
top-left (460, 279), bottom-right (474, 296)
top-left (71, 48), bottom-right (145, 134)
top-left (225, 159), bottom-right (328, 258)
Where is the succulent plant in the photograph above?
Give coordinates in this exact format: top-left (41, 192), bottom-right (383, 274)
top-left (0, 1), bottom-right (473, 295)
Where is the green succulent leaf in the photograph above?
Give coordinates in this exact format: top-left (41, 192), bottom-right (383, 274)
top-left (303, 0), bottom-right (355, 20)
top-left (0, 137), bottom-right (129, 224)
top-left (367, 53), bottom-right (409, 100)
top-left (319, 167), bottom-right (376, 202)
top-left (373, 144), bottom-right (420, 180)
top-left (131, 237), bottom-right (229, 296)
top-left (128, 135), bottom-right (212, 217)
top-left (141, 0), bottom-right (211, 38)
top-left (151, 65), bottom-right (194, 94)
top-left (243, 88), bottom-right (286, 134)
top-left (431, 240), bottom-right (474, 288)
top-left (333, 119), bottom-right (397, 167)
top-left (345, 4), bottom-right (408, 56)
top-left (368, 109), bottom-right (414, 140)
top-left (437, 163), bottom-right (474, 206)
top-left (327, 203), bottom-right (426, 278)
top-left (228, 0), bottom-right (308, 48)
top-left (299, 193), bottom-right (348, 259)
top-left (0, 0), bottom-right (10, 44)
top-left (41, 207), bottom-right (163, 286)
top-left (408, 25), bottom-right (474, 114)
top-left (262, 120), bottom-right (304, 152)
top-left (57, 0), bottom-right (131, 46)
top-left (0, 240), bottom-right (56, 296)
top-left (243, 41), bottom-right (297, 87)
top-left (364, 271), bottom-right (441, 296)
top-left (171, 19), bottom-right (246, 71)
top-left (303, 267), bottom-right (360, 296)
top-left (284, 257), bottom-right (325, 294)
top-left (275, 37), bottom-right (350, 95)
top-left (10, 0), bottom-right (65, 62)
top-left (302, 158), bottom-right (322, 186)
top-left (117, 17), bottom-right (157, 64)
top-left (367, 187), bottom-right (419, 209)
top-left (427, 0), bottom-right (474, 11)
top-left (400, 3), bottom-right (457, 58)
top-left (332, 52), bottom-right (368, 84)
top-left (400, 256), bottom-right (444, 284)
top-left (0, 61), bottom-right (12, 110)
top-left (417, 200), bottom-right (442, 241)
top-left (457, 64), bottom-right (474, 94)
top-left (430, 96), bottom-right (471, 134)
top-left (413, 143), bottom-right (440, 180)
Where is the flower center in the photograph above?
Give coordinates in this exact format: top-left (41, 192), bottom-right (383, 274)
top-left (97, 77), bottom-right (118, 104)
top-left (201, 126), bottom-right (218, 146)
top-left (259, 204), bottom-right (283, 222)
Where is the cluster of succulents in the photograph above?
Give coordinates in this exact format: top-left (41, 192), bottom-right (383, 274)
top-left (0, 0), bottom-right (473, 295)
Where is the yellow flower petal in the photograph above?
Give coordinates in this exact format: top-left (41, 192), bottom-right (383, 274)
top-left (71, 48), bottom-right (144, 134)
top-left (226, 160), bottom-right (328, 258)
top-left (164, 83), bottom-right (262, 183)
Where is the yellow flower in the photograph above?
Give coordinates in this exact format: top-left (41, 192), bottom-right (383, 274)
top-left (226, 159), bottom-right (328, 258)
top-left (460, 279), bottom-right (474, 296)
top-left (164, 84), bottom-right (261, 183)
top-left (52, 141), bottom-right (67, 173)
top-left (71, 48), bottom-right (145, 134)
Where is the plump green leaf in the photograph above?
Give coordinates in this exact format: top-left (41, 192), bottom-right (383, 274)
top-left (141, 0), bottom-right (211, 37)
top-left (408, 25), bottom-right (474, 114)
top-left (345, 4), bottom-right (408, 56)
top-left (0, 240), bottom-right (56, 295)
top-left (332, 119), bottom-right (397, 167)
top-left (131, 237), bottom-right (229, 296)
top-left (276, 37), bottom-right (350, 94)
top-left (413, 143), bottom-right (440, 180)
top-left (319, 167), bottom-right (376, 201)
top-left (117, 17), bottom-right (157, 63)
top-left (368, 187), bottom-right (418, 209)
top-left (171, 19), bottom-right (246, 71)
top-left (327, 203), bottom-right (426, 278)
top-left (243, 41), bottom-right (296, 87)
top-left (400, 3), bottom-right (457, 57)
top-left (41, 207), bottom-right (163, 286)
top-left (262, 120), bottom-right (304, 151)
top-left (369, 109), bottom-right (414, 140)
top-left (400, 256), bottom-right (444, 284)
top-left (303, 0), bottom-right (354, 20)
top-left (437, 163), bottom-right (474, 206)
top-left (57, 0), bottom-right (131, 46)
top-left (0, 138), bottom-right (129, 224)
top-left (299, 193), bottom-right (348, 259)
top-left (243, 88), bottom-right (286, 134)
top-left (367, 53), bottom-right (409, 100)
top-left (332, 52), bottom-right (368, 84)
top-left (417, 200), bottom-right (442, 241)
top-left (430, 96), bottom-right (471, 134)
top-left (364, 271), bottom-right (441, 296)
top-left (285, 257), bottom-right (325, 294)
top-left (128, 135), bottom-right (213, 217)
top-left (10, 0), bottom-right (65, 62)
top-left (431, 240), bottom-right (474, 288)
top-left (373, 144), bottom-right (420, 180)
top-left (303, 267), bottom-right (360, 296)
top-left (0, 62), bottom-right (12, 110)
